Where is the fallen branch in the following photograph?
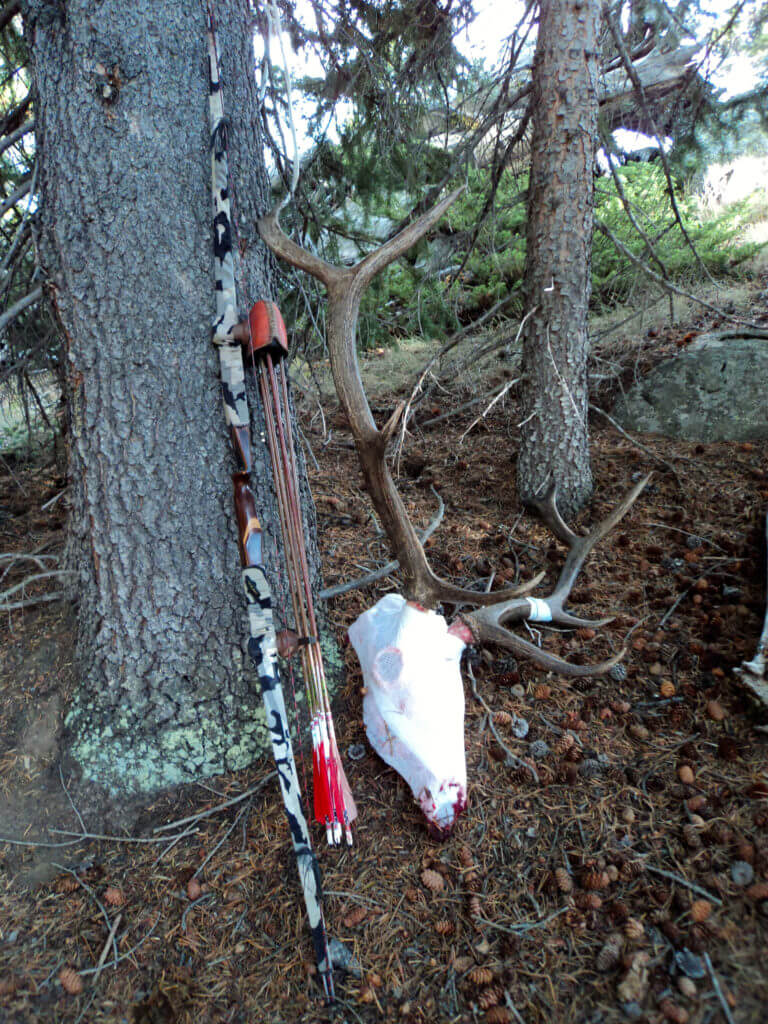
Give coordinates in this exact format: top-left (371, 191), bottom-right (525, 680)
top-left (92, 912), bottom-right (122, 983)
top-left (589, 404), bottom-right (683, 484)
top-left (0, 550), bottom-right (58, 582)
top-left (319, 486), bottom-right (446, 600)
top-left (396, 303), bottom-right (530, 456)
top-left (78, 914), bottom-right (160, 978)
top-left (0, 569), bottom-right (72, 611)
top-left (152, 774), bottom-right (275, 833)
top-left (50, 826), bottom-right (199, 845)
top-left (459, 377), bottom-right (520, 443)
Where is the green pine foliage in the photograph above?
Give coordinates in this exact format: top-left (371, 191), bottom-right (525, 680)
top-left (592, 162), bottom-right (762, 302)
top-left (288, 155), bottom-right (763, 352)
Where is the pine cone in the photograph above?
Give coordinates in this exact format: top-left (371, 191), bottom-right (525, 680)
top-left (565, 908), bottom-right (586, 931)
top-left (468, 966), bottom-right (494, 986)
top-left (583, 870), bottom-right (608, 890)
top-left (421, 869), bottom-right (445, 894)
top-left (708, 823), bottom-right (733, 846)
top-left (554, 868), bottom-right (573, 893)
top-left (682, 824), bottom-right (702, 849)
top-left (343, 905), bottom-right (368, 928)
top-left (494, 711), bottom-right (512, 727)
top-left (596, 932), bottom-right (623, 971)
top-left (659, 998), bottom-right (689, 1023)
top-left (690, 899), bottom-right (712, 923)
top-left (104, 886), bottom-right (125, 907)
top-left (485, 1007), bottom-right (511, 1024)
top-left (660, 918), bottom-right (683, 945)
top-left (465, 871), bottom-right (481, 893)
top-left (468, 895), bottom-right (481, 919)
top-left (59, 967), bottom-right (83, 995)
top-left (435, 920), bottom-right (455, 935)
top-left (608, 900), bottom-right (629, 923)
top-left (478, 985), bottom-right (503, 1009)
top-left (458, 845), bottom-right (474, 868)
top-left (624, 918), bottom-right (644, 941)
top-left (619, 860), bottom-right (645, 881)
top-left (574, 891), bottom-right (602, 911)
top-left (555, 733), bottom-right (575, 756)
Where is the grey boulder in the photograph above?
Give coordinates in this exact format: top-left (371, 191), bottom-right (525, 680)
top-left (612, 331), bottom-right (768, 442)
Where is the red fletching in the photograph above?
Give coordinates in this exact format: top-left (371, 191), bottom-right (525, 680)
top-left (246, 300), bottom-right (289, 362)
top-left (312, 741), bottom-right (332, 827)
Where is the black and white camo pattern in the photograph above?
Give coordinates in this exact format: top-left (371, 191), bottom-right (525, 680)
top-left (207, 20), bottom-right (332, 996)
top-left (207, 27), bottom-right (248, 430)
top-left (243, 567), bottom-right (330, 979)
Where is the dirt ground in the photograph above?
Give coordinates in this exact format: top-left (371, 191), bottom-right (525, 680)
top-left (1, 289), bottom-right (767, 1024)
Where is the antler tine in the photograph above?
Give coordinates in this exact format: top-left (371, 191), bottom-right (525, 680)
top-left (525, 481), bottom-right (580, 546)
top-left (427, 569), bottom-right (547, 609)
top-left (462, 611), bottom-right (627, 677)
top-left (462, 475), bottom-right (651, 676)
top-left (550, 473), bottom-right (652, 605)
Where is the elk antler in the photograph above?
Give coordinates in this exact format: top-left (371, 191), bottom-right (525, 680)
top-left (258, 194), bottom-right (648, 677)
top-left (460, 475), bottom-right (651, 675)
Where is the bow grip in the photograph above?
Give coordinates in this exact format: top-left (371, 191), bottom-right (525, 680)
top-left (232, 473), bottom-right (263, 567)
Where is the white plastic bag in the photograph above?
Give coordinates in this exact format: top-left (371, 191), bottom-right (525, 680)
top-left (348, 594), bottom-right (467, 835)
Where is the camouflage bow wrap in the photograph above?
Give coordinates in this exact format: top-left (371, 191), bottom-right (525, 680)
top-left (206, 17), bottom-right (334, 1001)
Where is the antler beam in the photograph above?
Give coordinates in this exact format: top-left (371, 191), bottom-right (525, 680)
top-left (259, 194), bottom-right (649, 676)
top-left (260, 193), bottom-right (538, 610)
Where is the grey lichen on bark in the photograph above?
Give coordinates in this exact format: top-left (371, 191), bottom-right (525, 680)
top-left (516, 0), bottom-right (600, 520)
top-left (24, 0), bottom-right (339, 800)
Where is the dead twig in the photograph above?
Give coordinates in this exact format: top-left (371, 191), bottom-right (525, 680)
top-left (51, 826), bottom-right (199, 845)
top-left (50, 862), bottom-right (119, 967)
top-left (645, 863), bottom-right (723, 905)
top-left (78, 914), bottom-right (161, 977)
top-left (152, 775), bottom-right (276, 833)
top-left (192, 800), bottom-right (252, 879)
top-left (467, 661), bottom-right (538, 783)
top-left (92, 912), bottom-right (122, 982)
top-left (458, 377), bottom-right (520, 444)
top-left (703, 952), bottom-right (737, 1024)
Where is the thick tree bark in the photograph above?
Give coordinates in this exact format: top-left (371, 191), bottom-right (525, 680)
top-left (24, 0), bottom-right (334, 802)
top-left (517, 0), bottom-right (600, 519)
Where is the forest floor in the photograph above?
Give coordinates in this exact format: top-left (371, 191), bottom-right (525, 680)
top-left (1, 280), bottom-right (767, 1024)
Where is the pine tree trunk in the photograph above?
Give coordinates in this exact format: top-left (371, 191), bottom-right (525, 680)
top-left (24, 0), bottom-right (334, 802)
top-left (516, 0), bottom-right (600, 520)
